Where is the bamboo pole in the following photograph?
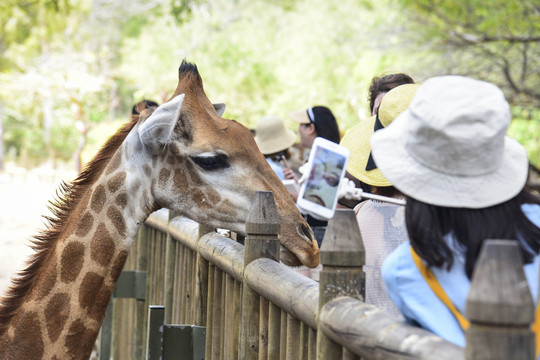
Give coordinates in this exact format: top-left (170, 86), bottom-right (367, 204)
top-left (299, 322), bottom-right (309, 360)
top-left (280, 310), bottom-right (287, 360)
top-left (259, 297), bottom-right (269, 359)
top-left (164, 211), bottom-right (177, 324)
top-left (244, 259), bottom-right (318, 329)
top-left (240, 191), bottom-right (281, 360)
top-left (224, 274), bottom-right (235, 358)
top-left (190, 249), bottom-right (197, 324)
top-left (211, 267), bottom-right (223, 360)
top-left (220, 270), bottom-right (226, 356)
top-left (198, 232), bottom-right (245, 280)
top-left (308, 327), bottom-right (316, 360)
top-left (319, 296), bottom-right (464, 359)
top-left (135, 224), bottom-right (149, 358)
top-left (194, 224), bottom-right (213, 327)
top-left (233, 279), bottom-right (242, 359)
top-left (286, 314), bottom-right (300, 359)
top-left (206, 263), bottom-right (215, 360)
top-left (268, 302), bottom-right (281, 359)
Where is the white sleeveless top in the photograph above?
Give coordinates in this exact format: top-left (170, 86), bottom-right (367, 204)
top-left (354, 199), bottom-right (409, 318)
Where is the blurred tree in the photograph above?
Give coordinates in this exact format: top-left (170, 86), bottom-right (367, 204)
top-left (398, 0), bottom-right (540, 106)
top-left (0, 0), bottom-right (71, 170)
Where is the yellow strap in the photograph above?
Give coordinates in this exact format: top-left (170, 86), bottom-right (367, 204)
top-left (533, 306), bottom-right (540, 358)
top-left (410, 246), bottom-right (471, 330)
top-left (411, 246), bottom-right (540, 357)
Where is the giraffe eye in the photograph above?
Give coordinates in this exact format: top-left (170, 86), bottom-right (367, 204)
top-left (191, 154), bottom-right (230, 171)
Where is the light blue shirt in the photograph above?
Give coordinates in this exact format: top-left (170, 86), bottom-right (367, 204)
top-left (266, 158), bottom-right (284, 180)
top-left (382, 203), bottom-right (540, 349)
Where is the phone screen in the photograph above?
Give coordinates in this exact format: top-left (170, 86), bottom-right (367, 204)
top-left (297, 138), bottom-right (349, 219)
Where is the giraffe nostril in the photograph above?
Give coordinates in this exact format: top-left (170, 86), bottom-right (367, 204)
top-left (297, 222), bottom-right (315, 245)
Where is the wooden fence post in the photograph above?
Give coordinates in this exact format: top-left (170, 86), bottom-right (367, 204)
top-left (146, 305), bottom-right (165, 360)
top-left (239, 191), bottom-right (281, 360)
top-left (316, 209), bottom-right (364, 360)
top-left (135, 224), bottom-right (149, 358)
top-left (466, 239), bottom-right (535, 360)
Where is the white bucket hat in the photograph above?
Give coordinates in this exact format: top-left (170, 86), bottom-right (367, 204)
top-left (254, 115), bottom-right (297, 155)
top-left (371, 75), bottom-right (529, 208)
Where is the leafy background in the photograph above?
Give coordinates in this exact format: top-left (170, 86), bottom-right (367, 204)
top-left (1, 0), bottom-right (539, 171)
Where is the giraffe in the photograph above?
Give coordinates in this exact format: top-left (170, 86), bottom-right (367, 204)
top-left (0, 61), bottom-right (319, 359)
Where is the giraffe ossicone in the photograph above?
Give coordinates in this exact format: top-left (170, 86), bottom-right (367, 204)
top-left (0, 60), bottom-right (318, 359)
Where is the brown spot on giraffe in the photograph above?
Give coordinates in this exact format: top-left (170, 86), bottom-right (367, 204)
top-left (75, 212), bottom-right (94, 237)
top-left (129, 178), bottom-right (142, 193)
top-left (60, 242), bottom-right (85, 283)
top-left (143, 164), bottom-right (152, 177)
top-left (216, 198), bottom-right (238, 217)
top-left (90, 185), bottom-right (106, 214)
top-left (205, 187), bottom-right (221, 205)
top-left (115, 192), bottom-right (127, 208)
top-left (191, 188), bottom-right (211, 209)
top-left (65, 319), bottom-right (96, 358)
top-left (106, 151), bottom-right (122, 175)
top-left (32, 254), bottom-right (58, 299)
top-left (107, 171), bottom-right (126, 193)
top-left (110, 250), bottom-right (129, 282)
top-left (78, 272), bottom-right (112, 322)
top-left (90, 223), bottom-right (115, 267)
top-left (159, 168), bottom-right (171, 187)
top-left (107, 206), bottom-right (126, 236)
top-left (139, 190), bottom-right (151, 213)
top-left (45, 293), bottom-right (71, 343)
top-left (173, 167), bottom-right (193, 192)
top-left (1, 311), bottom-right (44, 359)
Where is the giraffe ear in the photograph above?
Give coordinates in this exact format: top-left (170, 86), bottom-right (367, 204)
top-left (213, 103), bottom-right (226, 117)
top-left (138, 94), bottom-right (185, 154)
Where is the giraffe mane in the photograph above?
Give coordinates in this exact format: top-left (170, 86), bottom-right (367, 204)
top-left (0, 116), bottom-right (140, 337)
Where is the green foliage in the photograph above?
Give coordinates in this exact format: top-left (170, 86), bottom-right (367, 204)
top-left (1, 0), bottom-right (539, 172)
top-left (508, 106), bottom-right (540, 168)
top-left (396, 0), bottom-right (540, 106)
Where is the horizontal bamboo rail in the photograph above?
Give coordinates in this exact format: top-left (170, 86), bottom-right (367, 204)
top-left (99, 191), bottom-right (534, 360)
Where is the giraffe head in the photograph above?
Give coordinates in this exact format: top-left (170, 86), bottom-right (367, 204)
top-left (136, 61), bottom-right (319, 267)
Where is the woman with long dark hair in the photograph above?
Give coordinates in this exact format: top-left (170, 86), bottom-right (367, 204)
top-left (370, 75), bottom-right (540, 353)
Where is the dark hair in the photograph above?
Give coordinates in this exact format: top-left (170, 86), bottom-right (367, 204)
top-left (368, 74), bottom-right (414, 113)
top-left (265, 149), bottom-right (291, 161)
top-left (132, 99), bottom-right (159, 115)
top-left (311, 106), bottom-right (341, 144)
top-left (372, 185), bottom-right (400, 198)
top-left (405, 188), bottom-right (540, 279)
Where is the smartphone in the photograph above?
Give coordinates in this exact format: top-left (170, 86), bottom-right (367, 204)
top-left (296, 137), bottom-right (350, 220)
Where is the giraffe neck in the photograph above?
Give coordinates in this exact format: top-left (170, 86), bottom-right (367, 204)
top-left (0, 130), bottom-right (157, 359)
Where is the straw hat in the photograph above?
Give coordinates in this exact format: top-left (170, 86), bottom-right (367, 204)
top-left (254, 115), bottom-right (297, 155)
top-left (371, 75), bottom-right (528, 208)
top-left (340, 84), bottom-right (420, 187)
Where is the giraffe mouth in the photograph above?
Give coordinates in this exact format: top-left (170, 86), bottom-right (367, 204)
top-left (279, 221), bottom-right (319, 268)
